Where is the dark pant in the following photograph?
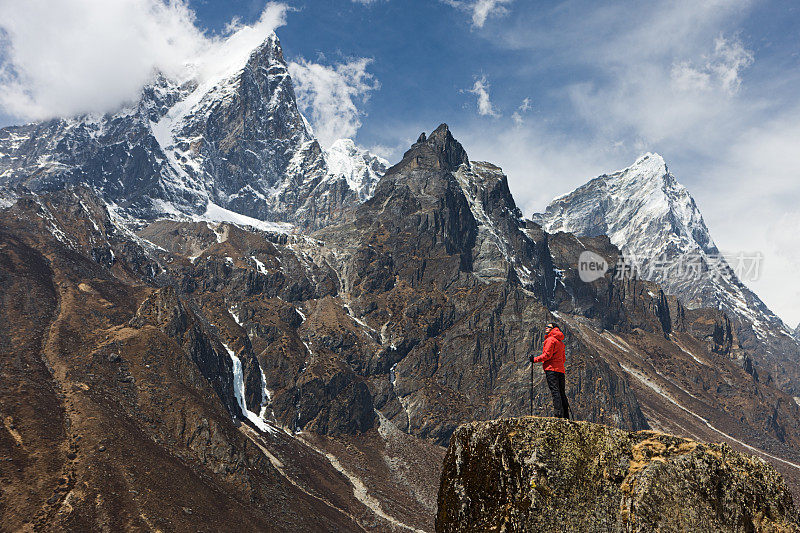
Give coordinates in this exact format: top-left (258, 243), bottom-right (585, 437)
top-left (545, 370), bottom-right (570, 419)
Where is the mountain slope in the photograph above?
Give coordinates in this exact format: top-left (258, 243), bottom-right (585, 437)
top-left (533, 153), bottom-right (800, 394)
top-left (3, 19), bottom-right (800, 525)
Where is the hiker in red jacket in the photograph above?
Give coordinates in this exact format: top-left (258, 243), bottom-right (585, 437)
top-left (530, 322), bottom-right (570, 419)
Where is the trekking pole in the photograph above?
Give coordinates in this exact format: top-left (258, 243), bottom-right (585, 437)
top-left (529, 330), bottom-right (538, 417)
top-left (529, 353), bottom-right (534, 417)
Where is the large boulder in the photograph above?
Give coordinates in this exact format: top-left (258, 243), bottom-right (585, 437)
top-left (437, 417), bottom-right (799, 532)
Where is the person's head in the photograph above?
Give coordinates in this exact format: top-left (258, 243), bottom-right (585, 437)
top-left (545, 322), bottom-right (558, 334)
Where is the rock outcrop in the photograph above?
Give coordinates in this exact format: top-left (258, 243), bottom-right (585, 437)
top-left (437, 417), bottom-right (799, 532)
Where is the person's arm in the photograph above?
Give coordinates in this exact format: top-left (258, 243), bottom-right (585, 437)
top-left (533, 337), bottom-right (555, 364)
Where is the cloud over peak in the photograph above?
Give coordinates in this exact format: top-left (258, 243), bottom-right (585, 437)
top-left (288, 57), bottom-right (379, 148)
top-left (512, 97), bottom-right (531, 125)
top-left (0, 0), bottom-right (288, 121)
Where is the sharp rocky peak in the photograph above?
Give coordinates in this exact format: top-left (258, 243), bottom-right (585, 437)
top-left (376, 124), bottom-right (520, 221)
top-left (250, 32), bottom-right (284, 64)
top-left (597, 152), bottom-right (674, 193)
top-left (632, 152), bottom-right (667, 172)
top-left (536, 152), bottom-right (703, 245)
top-left (358, 123), bottom-right (541, 290)
top-left (0, 30), bottom-right (391, 229)
top-left (389, 123), bottom-right (470, 175)
top-left (195, 31), bottom-right (286, 91)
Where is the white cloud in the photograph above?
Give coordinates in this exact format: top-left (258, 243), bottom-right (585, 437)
top-left (366, 143), bottom-right (400, 160)
top-left (671, 35), bottom-right (754, 95)
top-left (493, 2), bottom-right (760, 152)
top-left (455, 121), bottom-right (624, 218)
top-left (512, 97), bottom-right (531, 125)
top-left (470, 0), bottom-right (513, 27)
top-left (0, 0), bottom-right (288, 121)
top-left (466, 76), bottom-right (499, 117)
top-left (565, 32), bottom-right (756, 150)
top-left (710, 36), bottom-right (755, 94)
top-left (288, 57), bottom-right (379, 147)
top-left (670, 61), bottom-right (713, 92)
top-left (443, 0), bottom-right (513, 28)
top-left (689, 107), bottom-right (800, 326)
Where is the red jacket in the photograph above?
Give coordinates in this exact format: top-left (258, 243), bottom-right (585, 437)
top-left (534, 327), bottom-right (565, 373)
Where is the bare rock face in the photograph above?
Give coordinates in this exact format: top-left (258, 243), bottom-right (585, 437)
top-left (311, 125), bottom-right (649, 444)
top-left (437, 417), bottom-right (799, 532)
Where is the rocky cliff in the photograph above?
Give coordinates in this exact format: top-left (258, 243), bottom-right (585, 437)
top-left (437, 417), bottom-right (799, 532)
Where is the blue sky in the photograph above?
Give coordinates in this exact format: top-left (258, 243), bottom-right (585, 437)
top-left (186, 0), bottom-right (529, 150)
top-left (1, 0), bottom-right (799, 325)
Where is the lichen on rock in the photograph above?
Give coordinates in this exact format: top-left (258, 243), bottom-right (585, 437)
top-left (436, 417), bottom-right (800, 532)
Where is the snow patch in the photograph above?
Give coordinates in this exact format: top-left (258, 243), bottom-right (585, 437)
top-left (602, 332), bottom-right (631, 353)
top-left (251, 256), bottom-right (268, 274)
top-left (344, 302), bottom-right (376, 335)
top-left (208, 222), bottom-right (228, 243)
top-left (323, 138), bottom-right (388, 201)
top-left (670, 335), bottom-right (707, 366)
top-left (199, 202), bottom-right (293, 233)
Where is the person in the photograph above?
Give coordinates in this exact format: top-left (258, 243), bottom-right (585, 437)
top-left (530, 322), bottom-right (570, 419)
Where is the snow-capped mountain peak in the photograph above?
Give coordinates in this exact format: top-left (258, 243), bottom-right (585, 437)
top-left (632, 151), bottom-right (666, 170)
top-left (536, 152), bottom-right (717, 268)
top-left (149, 30), bottom-right (315, 208)
top-left (0, 31), bottom-right (387, 229)
top-left (534, 153), bottom-right (800, 391)
top-left (323, 139), bottom-right (388, 201)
